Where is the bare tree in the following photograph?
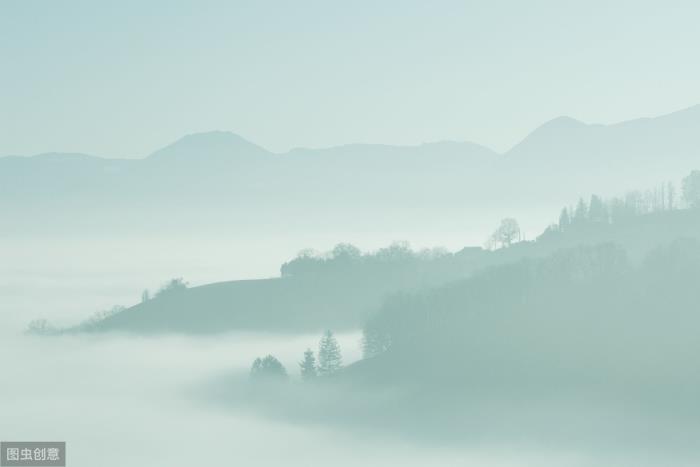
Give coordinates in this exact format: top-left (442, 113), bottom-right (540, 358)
top-left (491, 218), bottom-right (521, 248)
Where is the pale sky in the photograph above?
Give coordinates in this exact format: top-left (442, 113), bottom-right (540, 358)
top-left (2, 0), bottom-right (699, 158)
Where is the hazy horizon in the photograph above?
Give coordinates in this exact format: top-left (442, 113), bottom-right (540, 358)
top-left (2, 103), bottom-right (699, 159)
top-left (3, 1), bottom-right (700, 158)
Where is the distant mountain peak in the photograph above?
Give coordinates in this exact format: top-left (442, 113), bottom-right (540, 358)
top-left (538, 115), bottom-right (587, 130)
top-left (147, 131), bottom-right (271, 163)
top-left (175, 130), bottom-right (254, 145)
top-left (504, 114), bottom-right (595, 159)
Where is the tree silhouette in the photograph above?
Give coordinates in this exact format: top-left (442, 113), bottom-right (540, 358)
top-left (318, 330), bottom-right (343, 376)
top-left (250, 355), bottom-right (288, 381)
top-left (490, 218), bottom-right (521, 248)
top-left (362, 325), bottom-right (392, 358)
top-left (572, 198), bottom-right (588, 225)
top-left (26, 319), bottom-right (58, 336)
top-left (155, 277), bottom-right (188, 298)
top-left (588, 195), bottom-right (607, 223)
top-left (682, 170), bottom-right (700, 208)
top-left (332, 243), bottom-right (362, 260)
top-left (299, 348), bottom-right (317, 381)
top-left (667, 181), bottom-right (676, 210)
top-left (558, 208), bottom-right (571, 231)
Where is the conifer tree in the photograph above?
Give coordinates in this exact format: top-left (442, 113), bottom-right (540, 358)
top-left (317, 330), bottom-right (342, 376)
top-left (588, 195), bottom-right (607, 223)
top-left (573, 198), bottom-right (588, 225)
top-left (682, 170), bottom-right (700, 208)
top-left (558, 208), bottom-right (571, 231)
top-left (299, 348), bottom-right (317, 381)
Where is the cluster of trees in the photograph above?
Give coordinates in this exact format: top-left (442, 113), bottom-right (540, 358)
top-left (249, 330), bottom-right (343, 382)
top-left (26, 318), bottom-right (60, 336)
top-left (26, 303), bottom-right (130, 335)
top-left (350, 239), bottom-right (700, 439)
top-left (139, 277), bottom-right (189, 304)
top-left (249, 355), bottom-right (288, 381)
top-left (75, 305), bottom-right (126, 332)
top-left (361, 238), bottom-right (700, 365)
top-left (153, 277), bottom-right (188, 298)
top-left (553, 171), bottom-right (700, 232)
top-left (362, 321), bottom-right (393, 359)
top-left (299, 330), bottom-right (343, 380)
top-left (361, 174), bottom-right (700, 360)
top-left (280, 242), bottom-right (451, 277)
top-left (556, 194), bottom-right (617, 230)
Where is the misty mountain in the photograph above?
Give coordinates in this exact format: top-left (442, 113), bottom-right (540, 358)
top-left (2, 105), bottom-right (699, 237)
top-left (146, 131), bottom-right (272, 164)
top-left (508, 104), bottom-right (700, 171)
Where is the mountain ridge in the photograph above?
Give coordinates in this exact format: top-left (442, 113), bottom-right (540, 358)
top-left (146, 130), bottom-right (272, 164)
top-left (3, 103), bottom-right (699, 240)
top-left (3, 103), bottom-right (699, 162)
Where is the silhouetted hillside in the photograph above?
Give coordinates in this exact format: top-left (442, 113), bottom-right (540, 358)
top-left (68, 203), bottom-right (700, 334)
top-left (73, 244), bottom-right (489, 334)
top-left (341, 239), bottom-right (700, 418)
top-left (233, 236), bottom-right (700, 450)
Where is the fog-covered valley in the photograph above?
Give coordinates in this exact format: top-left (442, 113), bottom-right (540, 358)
top-left (5, 231), bottom-right (700, 467)
top-left (6, 2), bottom-right (700, 465)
